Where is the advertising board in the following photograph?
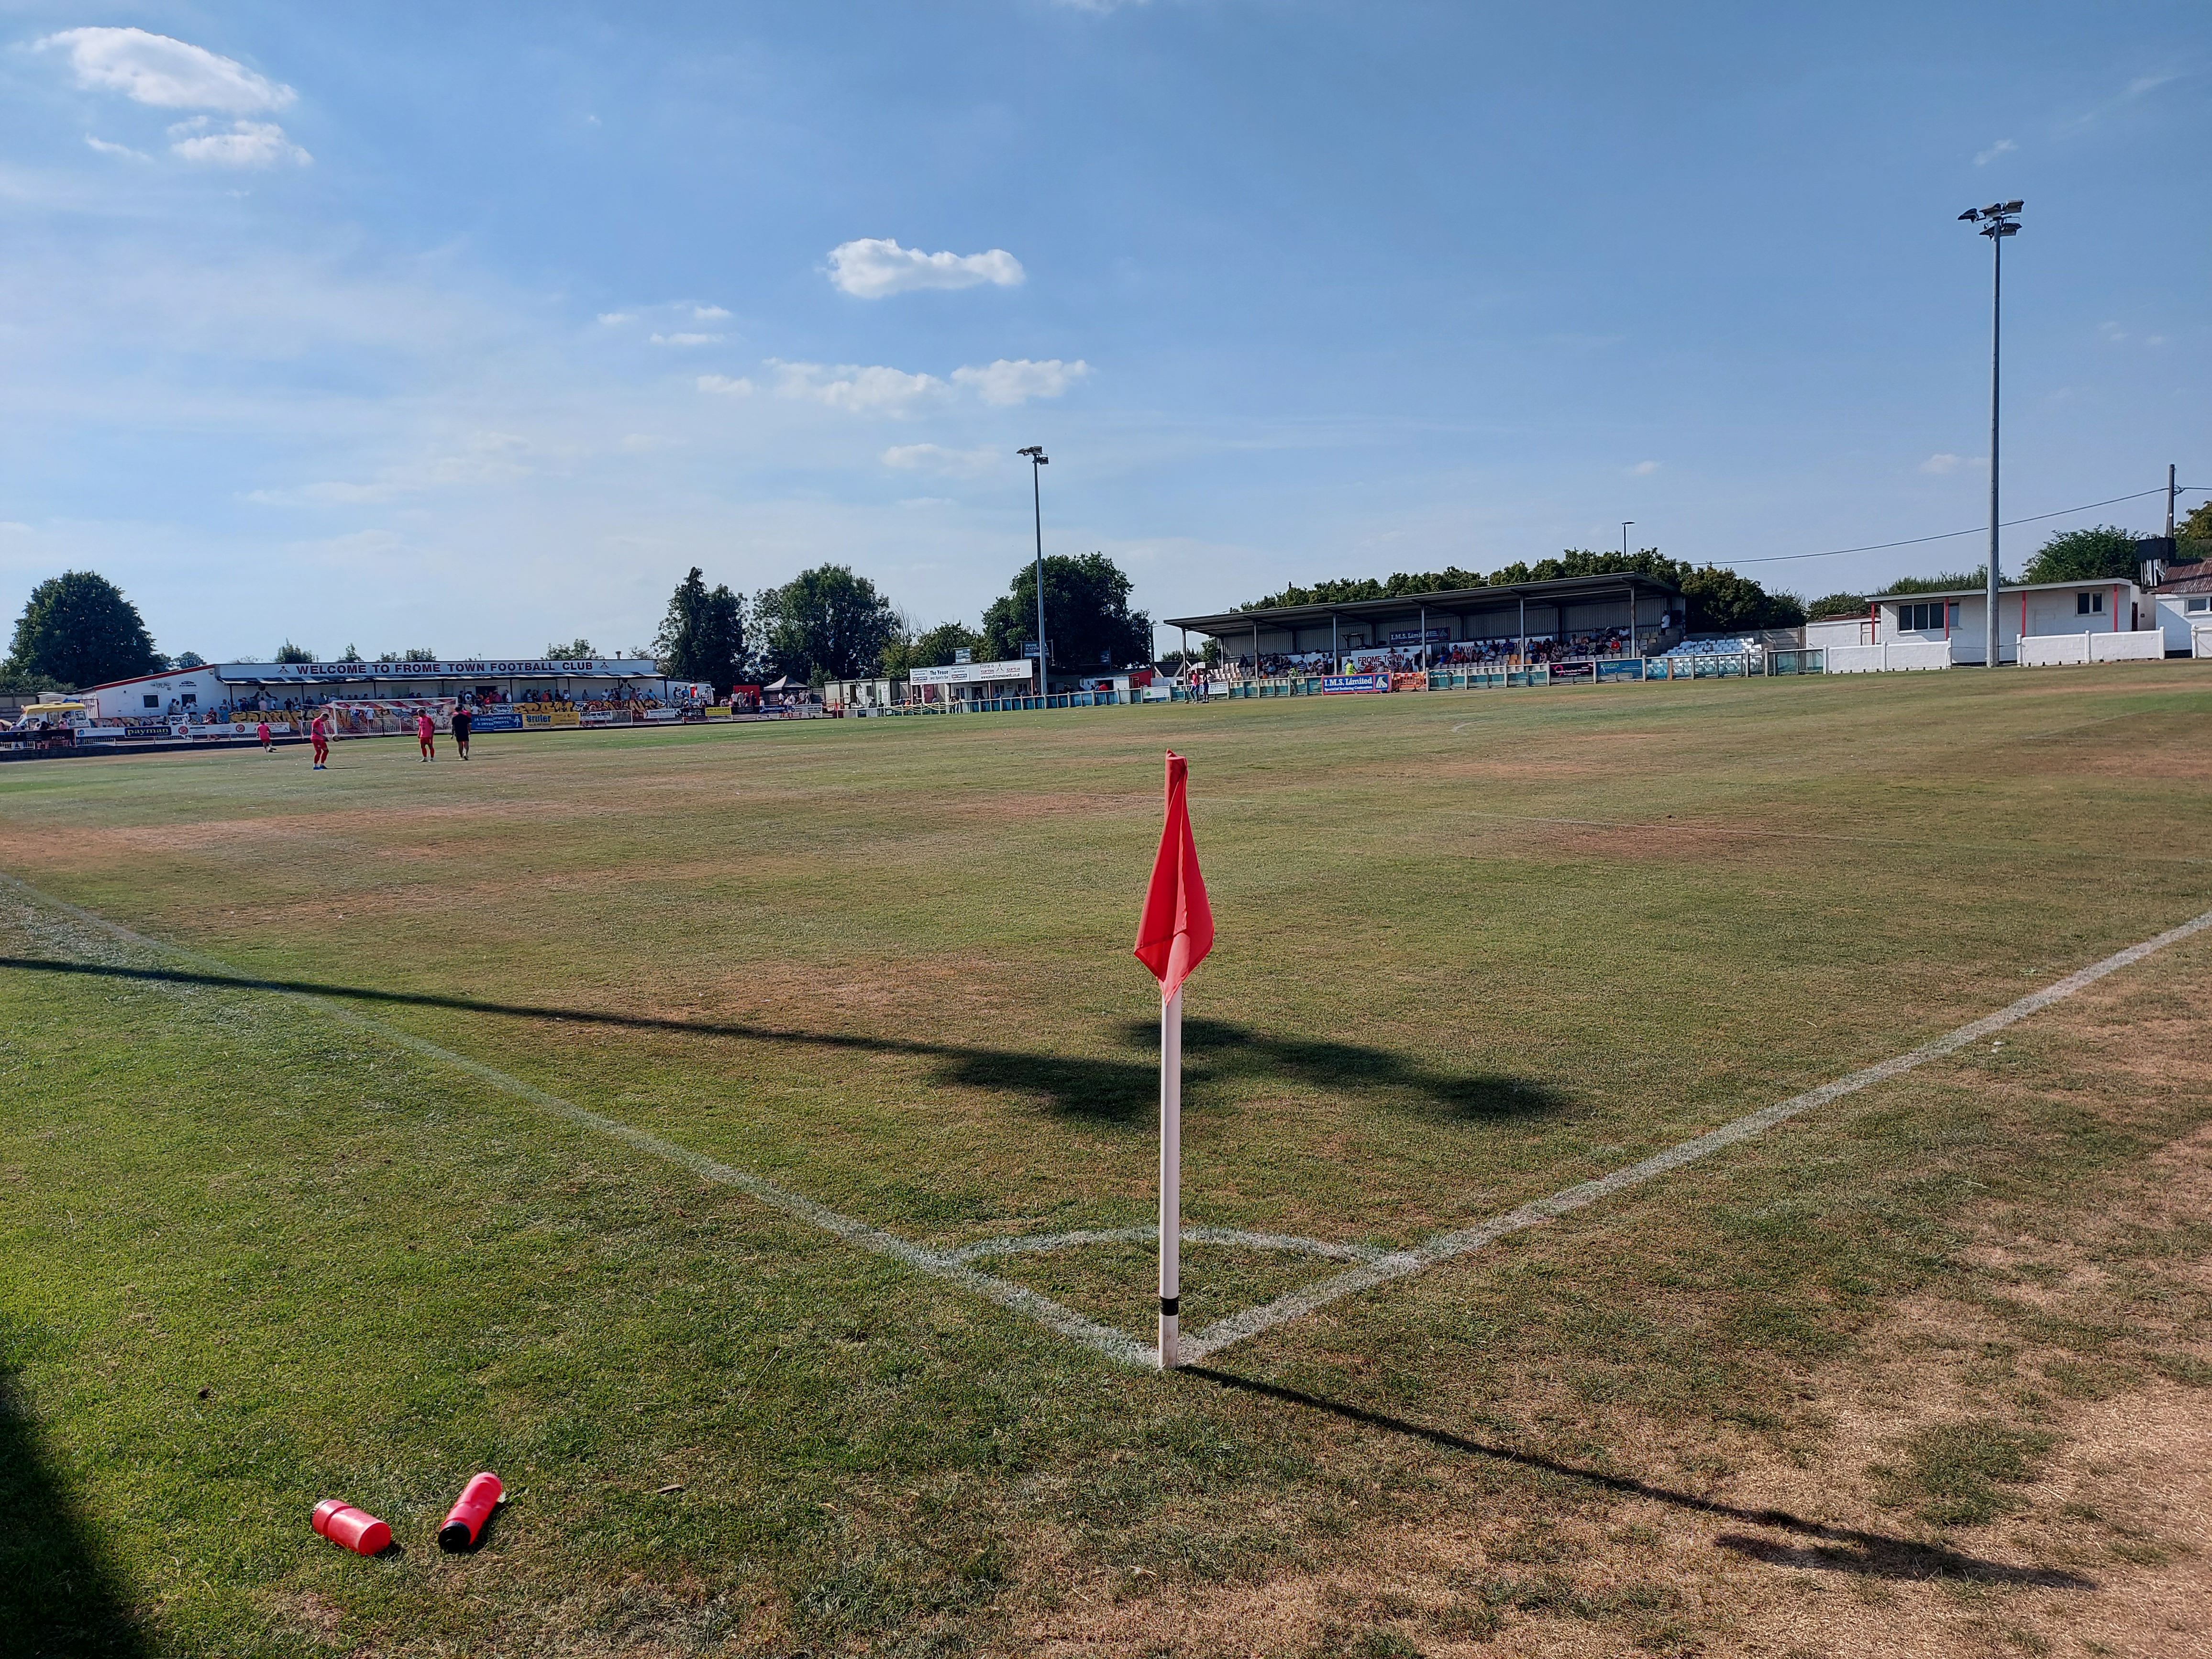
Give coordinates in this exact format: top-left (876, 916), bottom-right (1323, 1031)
top-left (1321, 674), bottom-right (1391, 694)
top-left (907, 659), bottom-right (1036, 687)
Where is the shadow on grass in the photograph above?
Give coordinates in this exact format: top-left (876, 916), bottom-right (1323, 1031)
top-left (0, 1354), bottom-right (145, 1657)
top-left (1185, 1367), bottom-right (2096, 1590)
top-left (0, 958), bottom-right (1561, 1127)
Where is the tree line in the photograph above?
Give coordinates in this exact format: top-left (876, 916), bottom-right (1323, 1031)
top-left (1240, 549), bottom-right (1808, 633)
top-left (655, 554), bottom-right (1153, 698)
top-left (13, 509), bottom-right (2206, 695)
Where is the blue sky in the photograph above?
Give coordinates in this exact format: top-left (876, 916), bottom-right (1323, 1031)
top-left (0, 2), bottom-right (2204, 662)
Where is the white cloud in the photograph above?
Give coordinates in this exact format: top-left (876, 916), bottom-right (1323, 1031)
top-left (695, 375), bottom-right (754, 395)
top-left (649, 332), bottom-right (723, 346)
top-left (1920, 453), bottom-right (1964, 474)
top-left (771, 359), bottom-right (945, 414)
top-left (882, 443), bottom-right (1003, 478)
top-left (827, 238), bottom-right (1025, 299)
top-left (168, 118), bottom-right (310, 168)
top-left (949, 357), bottom-right (1090, 407)
top-left (2124, 72), bottom-right (2181, 99)
top-left (243, 434), bottom-right (532, 505)
top-left (692, 305), bottom-right (730, 321)
top-left (1628, 459), bottom-right (1660, 476)
top-left (0, 521), bottom-right (31, 534)
top-left (84, 134), bottom-right (151, 161)
top-left (597, 311), bottom-right (634, 325)
top-left (39, 27), bottom-right (296, 113)
top-left (1973, 138), bottom-right (2016, 166)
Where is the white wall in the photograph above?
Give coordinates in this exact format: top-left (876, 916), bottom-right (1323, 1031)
top-left (2089, 630), bottom-right (2165, 663)
top-left (2153, 595), bottom-right (2212, 654)
top-left (1825, 641), bottom-right (1953, 674)
top-left (1804, 616), bottom-right (1869, 650)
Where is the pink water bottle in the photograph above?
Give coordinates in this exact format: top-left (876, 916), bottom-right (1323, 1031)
top-left (438, 1471), bottom-right (503, 1552)
top-left (311, 1499), bottom-right (392, 1556)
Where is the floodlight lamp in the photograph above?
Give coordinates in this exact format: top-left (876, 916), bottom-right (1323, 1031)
top-left (1017, 445), bottom-right (1042, 458)
top-left (1958, 208), bottom-right (1981, 221)
top-left (2002, 199), bottom-right (2023, 213)
top-left (1995, 221), bottom-right (2019, 236)
top-left (1984, 202), bottom-right (2008, 217)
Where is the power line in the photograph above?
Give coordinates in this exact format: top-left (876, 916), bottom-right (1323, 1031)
top-left (1724, 485), bottom-right (2207, 566)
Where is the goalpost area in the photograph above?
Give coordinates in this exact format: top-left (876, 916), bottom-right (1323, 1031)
top-left (5, 662), bottom-right (2211, 1658)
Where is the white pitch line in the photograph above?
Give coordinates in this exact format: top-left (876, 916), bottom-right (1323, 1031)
top-left (0, 873), bottom-right (1152, 1370)
top-left (1179, 903), bottom-right (2212, 1363)
top-left (9, 870), bottom-right (2211, 1375)
top-left (951, 1225), bottom-right (1388, 1265)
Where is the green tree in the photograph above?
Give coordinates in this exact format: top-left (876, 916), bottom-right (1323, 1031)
top-left (276, 641), bottom-right (314, 663)
top-left (1488, 549), bottom-right (1804, 630)
top-left (2181, 500), bottom-right (2212, 543)
top-left (5, 571), bottom-right (162, 688)
top-left (1805, 593), bottom-right (1868, 621)
top-left (1240, 566), bottom-right (1488, 610)
top-left (171, 651), bottom-right (207, 669)
top-left (2022, 525), bottom-right (2141, 584)
top-left (1236, 549), bottom-right (1802, 631)
top-left (981, 552), bottom-right (1152, 671)
top-left (881, 620), bottom-right (984, 677)
top-left (340, 644), bottom-right (364, 663)
top-left (545, 637), bottom-right (595, 660)
top-left (656, 568), bottom-right (750, 696)
top-left (752, 565), bottom-right (897, 685)
top-left (1876, 570), bottom-right (1982, 596)
top-left (1681, 566), bottom-right (1805, 631)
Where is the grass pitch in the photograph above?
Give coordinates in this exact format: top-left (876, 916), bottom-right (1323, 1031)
top-left (6, 666), bottom-right (2212, 1657)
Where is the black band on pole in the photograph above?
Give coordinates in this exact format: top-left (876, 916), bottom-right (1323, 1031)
top-left (1159, 1296), bottom-right (1179, 1316)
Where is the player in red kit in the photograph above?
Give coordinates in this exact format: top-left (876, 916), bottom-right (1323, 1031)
top-left (417, 709), bottom-right (437, 761)
top-left (310, 711), bottom-right (330, 769)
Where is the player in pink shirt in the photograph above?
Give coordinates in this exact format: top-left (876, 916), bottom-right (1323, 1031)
top-left (256, 719), bottom-right (272, 752)
top-left (417, 709), bottom-right (437, 762)
top-left (309, 712), bottom-right (330, 769)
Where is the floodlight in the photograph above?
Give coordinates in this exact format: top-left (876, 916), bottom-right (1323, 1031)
top-left (1985, 202), bottom-right (2007, 216)
top-left (2002, 199), bottom-right (2023, 212)
top-left (1958, 208), bottom-right (1980, 221)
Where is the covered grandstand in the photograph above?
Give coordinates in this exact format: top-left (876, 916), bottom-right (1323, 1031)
top-left (1164, 573), bottom-right (1684, 676)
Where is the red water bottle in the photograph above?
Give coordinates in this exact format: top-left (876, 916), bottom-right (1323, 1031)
top-left (311, 1499), bottom-right (392, 1556)
top-left (438, 1471), bottom-right (503, 1552)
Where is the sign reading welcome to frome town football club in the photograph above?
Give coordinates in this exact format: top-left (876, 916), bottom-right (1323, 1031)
top-left (211, 660), bottom-right (660, 680)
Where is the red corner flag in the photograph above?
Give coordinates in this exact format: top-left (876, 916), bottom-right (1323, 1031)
top-left (1133, 752), bottom-right (1213, 1000)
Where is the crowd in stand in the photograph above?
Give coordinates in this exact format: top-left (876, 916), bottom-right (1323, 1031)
top-left (1222, 627), bottom-right (1643, 678)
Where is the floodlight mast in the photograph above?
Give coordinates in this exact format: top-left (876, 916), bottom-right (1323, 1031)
top-left (1959, 201), bottom-right (2022, 669)
top-left (1018, 447), bottom-right (1050, 698)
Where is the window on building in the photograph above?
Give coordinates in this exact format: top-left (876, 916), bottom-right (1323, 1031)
top-left (2187, 597), bottom-right (2211, 614)
top-left (181, 693), bottom-right (197, 707)
top-left (2077, 592), bottom-right (2104, 614)
top-left (142, 694), bottom-right (159, 708)
top-left (1899, 602), bottom-right (1948, 630)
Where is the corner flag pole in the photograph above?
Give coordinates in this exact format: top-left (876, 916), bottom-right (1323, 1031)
top-left (1132, 751), bottom-right (1212, 1372)
top-left (1159, 984), bottom-right (1182, 1369)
